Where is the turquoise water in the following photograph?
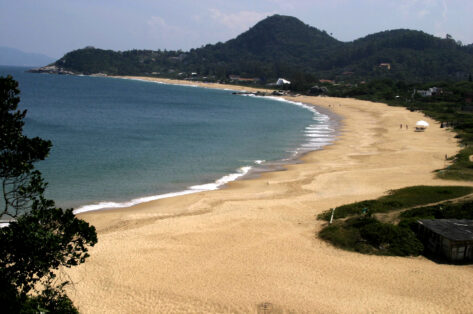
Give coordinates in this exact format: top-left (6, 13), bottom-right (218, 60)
top-left (0, 66), bottom-right (335, 212)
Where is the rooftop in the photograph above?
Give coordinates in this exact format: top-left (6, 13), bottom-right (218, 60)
top-left (418, 219), bottom-right (473, 242)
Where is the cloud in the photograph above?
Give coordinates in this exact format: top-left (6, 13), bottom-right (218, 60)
top-left (397, 0), bottom-right (437, 18)
top-left (434, 0), bottom-right (448, 38)
top-left (146, 16), bottom-right (194, 49)
top-left (146, 15), bottom-right (193, 38)
top-left (208, 9), bottom-right (274, 31)
top-left (418, 9), bottom-right (430, 18)
top-left (147, 16), bottom-right (178, 31)
top-left (441, 0), bottom-right (448, 21)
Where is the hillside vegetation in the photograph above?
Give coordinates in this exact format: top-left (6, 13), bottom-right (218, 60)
top-left (39, 15), bottom-right (473, 83)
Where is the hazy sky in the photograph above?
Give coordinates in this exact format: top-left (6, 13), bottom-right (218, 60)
top-left (1, 0), bottom-right (472, 59)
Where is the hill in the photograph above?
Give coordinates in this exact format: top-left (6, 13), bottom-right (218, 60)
top-left (0, 46), bottom-right (55, 67)
top-left (31, 15), bottom-right (473, 82)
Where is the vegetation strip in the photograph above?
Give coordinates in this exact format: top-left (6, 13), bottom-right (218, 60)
top-left (318, 186), bottom-right (473, 257)
top-left (318, 186), bottom-right (473, 221)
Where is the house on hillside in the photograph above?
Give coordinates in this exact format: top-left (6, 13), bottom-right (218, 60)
top-left (417, 87), bottom-right (443, 97)
top-left (319, 79), bottom-right (335, 84)
top-left (379, 63), bottom-right (391, 70)
top-left (276, 78), bottom-right (291, 86)
top-left (229, 75), bottom-right (260, 83)
top-left (417, 90), bottom-right (432, 97)
top-left (417, 219), bottom-right (473, 262)
top-left (309, 85), bottom-right (328, 95)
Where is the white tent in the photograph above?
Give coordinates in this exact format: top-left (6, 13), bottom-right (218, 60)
top-left (415, 120), bottom-right (429, 131)
top-left (276, 78), bottom-right (291, 85)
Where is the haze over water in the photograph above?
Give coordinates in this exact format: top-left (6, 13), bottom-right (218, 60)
top-left (1, 66), bottom-right (335, 212)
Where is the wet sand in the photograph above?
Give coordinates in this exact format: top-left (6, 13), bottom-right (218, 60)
top-left (66, 78), bottom-right (473, 313)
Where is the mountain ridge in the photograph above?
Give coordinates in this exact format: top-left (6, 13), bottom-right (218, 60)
top-left (0, 46), bottom-right (55, 67)
top-left (33, 15), bottom-right (473, 82)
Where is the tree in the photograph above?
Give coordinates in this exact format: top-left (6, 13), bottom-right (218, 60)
top-left (0, 75), bottom-right (97, 313)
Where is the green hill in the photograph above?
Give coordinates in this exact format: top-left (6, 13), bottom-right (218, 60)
top-left (34, 15), bottom-right (473, 82)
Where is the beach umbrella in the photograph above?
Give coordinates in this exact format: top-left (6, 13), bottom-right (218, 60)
top-left (416, 120), bottom-right (429, 127)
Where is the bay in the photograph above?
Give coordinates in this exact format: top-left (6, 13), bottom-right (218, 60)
top-left (0, 66), bottom-right (334, 212)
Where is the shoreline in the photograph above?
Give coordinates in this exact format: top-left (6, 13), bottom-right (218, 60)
top-left (69, 77), bottom-right (473, 313)
top-left (74, 77), bottom-right (340, 214)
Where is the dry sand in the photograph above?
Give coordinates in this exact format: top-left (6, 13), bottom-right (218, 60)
top-left (66, 77), bottom-right (473, 313)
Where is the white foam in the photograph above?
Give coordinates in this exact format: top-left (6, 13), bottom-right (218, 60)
top-left (73, 166), bottom-right (252, 214)
top-left (189, 166), bottom-right (252, 191)
top-left (73, 81), bottom-right (336, 214)
top-left (239, 94), bottom-right (337, 156)
top-left (305, 133), bottom-right (333, 137)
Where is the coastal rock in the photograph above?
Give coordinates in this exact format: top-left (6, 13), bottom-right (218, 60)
top-left (28, 65), bottom-right (77, 75)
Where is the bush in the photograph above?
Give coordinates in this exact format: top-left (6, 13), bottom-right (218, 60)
top-left (359, 221), bottom-right (423, 256)
top-left (319, 217), bottom-right (423, 256)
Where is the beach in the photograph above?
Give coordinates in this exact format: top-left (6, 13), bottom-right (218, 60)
top-left (66, 78), bottom-right (473, 313)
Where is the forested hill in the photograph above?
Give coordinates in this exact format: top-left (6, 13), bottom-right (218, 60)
top-left (34, 15), bottom-right (473, 83)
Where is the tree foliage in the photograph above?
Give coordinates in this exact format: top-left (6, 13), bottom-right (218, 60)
top-left (0, 75), bottom-right (97, 313)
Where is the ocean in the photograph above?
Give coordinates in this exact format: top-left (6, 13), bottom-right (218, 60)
top-left (0, 66), bottom-right (336, 213)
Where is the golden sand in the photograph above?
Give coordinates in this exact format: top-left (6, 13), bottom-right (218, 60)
top-left (66, 77), bottom-right (473, 313)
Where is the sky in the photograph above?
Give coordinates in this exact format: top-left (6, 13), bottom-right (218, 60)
top-left (1, 0), bottom-right (472, 59)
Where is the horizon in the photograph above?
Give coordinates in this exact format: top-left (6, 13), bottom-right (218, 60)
top-left (1, 0), bottom-right (472, 60)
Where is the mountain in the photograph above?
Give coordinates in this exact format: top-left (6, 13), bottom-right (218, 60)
top-left (218, 15), bottom-right (341, 63)
top-left (321, 29), bottom-right (473, 80)
top-left (0, 46), bottom-right (55, 67)
top-left (32, 15), bottom-right (473, 82)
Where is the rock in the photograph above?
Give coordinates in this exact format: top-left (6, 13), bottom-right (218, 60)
top-left (28, 65), bottom-right (76, 75)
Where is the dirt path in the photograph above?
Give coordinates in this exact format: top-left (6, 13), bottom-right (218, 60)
top-left (373, 193), bottom-right (473, 224)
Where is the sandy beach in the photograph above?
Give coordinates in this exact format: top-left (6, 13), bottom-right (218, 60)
top-left (66, 77), bottom-right (473, 313)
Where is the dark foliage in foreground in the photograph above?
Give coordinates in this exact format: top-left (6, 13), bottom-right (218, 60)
top-left (0, 75), bottom-right (97, 313)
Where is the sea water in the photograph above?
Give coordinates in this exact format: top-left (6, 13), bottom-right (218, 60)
top-left (0, 66), bottom-right (336, 213)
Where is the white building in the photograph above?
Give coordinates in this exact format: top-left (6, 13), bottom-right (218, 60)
top-left (276, 78), bottom-right (291, 86)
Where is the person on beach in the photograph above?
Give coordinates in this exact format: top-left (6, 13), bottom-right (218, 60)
top-left (400, 124), bottom-right (402, 129)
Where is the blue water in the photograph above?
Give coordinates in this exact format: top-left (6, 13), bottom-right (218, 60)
top-left (0, 66), bottom-right (335, 212)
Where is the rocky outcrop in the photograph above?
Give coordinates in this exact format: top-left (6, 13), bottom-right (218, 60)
top-left (28, 65), bottom-right (77, 75)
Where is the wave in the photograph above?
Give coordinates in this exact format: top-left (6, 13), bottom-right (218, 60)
top-left (246, 95), bottom-right (337, 153)
top-left (73, 165), bottom-right (253, 214)
top-left (73, 81), bottom-right (336, 214)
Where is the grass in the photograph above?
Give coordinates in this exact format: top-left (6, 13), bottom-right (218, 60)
top-left (319, 217), bottom-right (423, 256)
top-left (317, 185), bottom-right (473, 221)
top-left (436, 146), bottom-right (473, 181)
top-left (400, 199), bottom-right (473, 220)
top-left (318, 185), bottom-right (473, 257)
